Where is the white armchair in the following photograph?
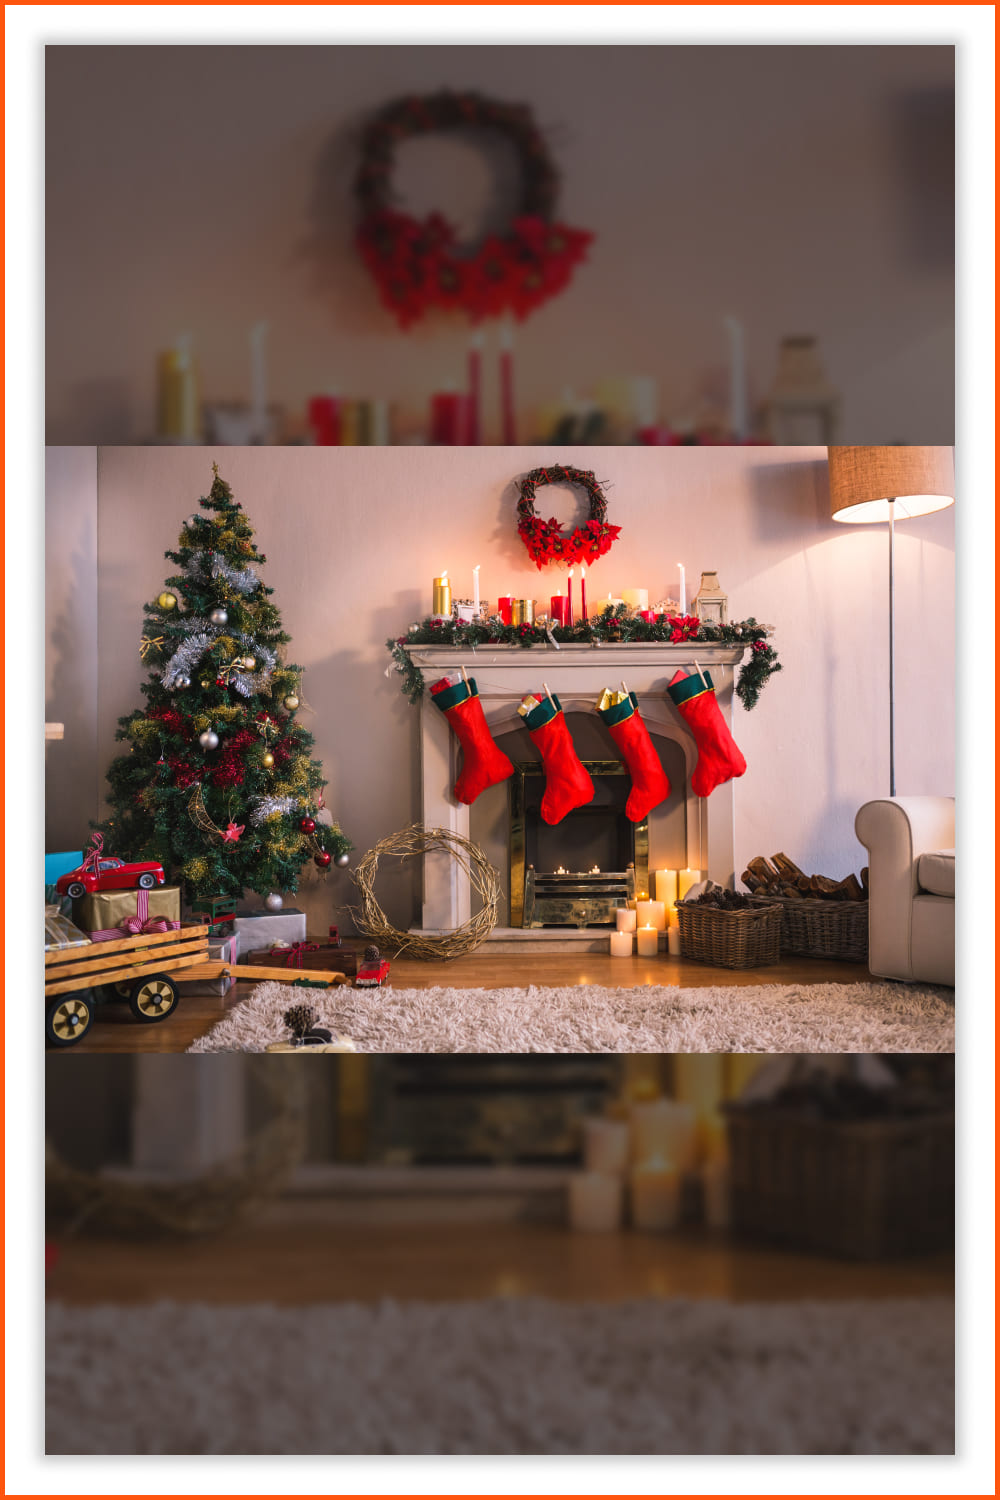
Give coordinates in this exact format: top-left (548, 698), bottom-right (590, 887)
top-left (855, 797), bottom-right (955, 986)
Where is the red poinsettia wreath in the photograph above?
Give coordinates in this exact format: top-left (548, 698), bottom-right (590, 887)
top-left (516, 465), bottom-right (621, 569)
top-left (354, 91), bottom-right (593, 328)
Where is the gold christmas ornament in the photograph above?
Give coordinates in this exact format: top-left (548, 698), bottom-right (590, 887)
top-left (283, 695), bottom-right (300, 711)
top-left (262, 751), bottom-right (275, 768)
top-left (157, 591), bottom-right (178, 611)
top-left (242, 656), bottom-right (257, 670)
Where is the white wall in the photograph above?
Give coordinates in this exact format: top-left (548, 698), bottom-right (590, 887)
top-left (44, 445), bottom-right (954, 930)
top-left (45, 45), bottom-right (954, 445)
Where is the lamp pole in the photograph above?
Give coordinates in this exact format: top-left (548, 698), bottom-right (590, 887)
top-left (888, 498), bottom-right (895, 798)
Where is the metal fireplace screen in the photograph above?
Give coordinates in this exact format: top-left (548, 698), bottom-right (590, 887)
top-left (509, 761), bottom-right (649, 927)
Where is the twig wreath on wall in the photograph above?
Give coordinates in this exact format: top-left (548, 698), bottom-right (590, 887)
top-left (354, 91), bottom-right (594, 328)
top-left (516, 464), bottom-right (620, 568)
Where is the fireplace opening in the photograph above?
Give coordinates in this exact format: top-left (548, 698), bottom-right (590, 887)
top-left (509, 761), bottom-right (649, 927)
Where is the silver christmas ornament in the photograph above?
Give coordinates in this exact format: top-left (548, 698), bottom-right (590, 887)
top-left (209, 607), bottom-right (229, 627)
top-left (185, 514), bottom-right (201, 529)
top-left (408, 623), bottom-right (420, 633)
top-left (334, 851), bottom-right (350, 868)
top-left (175, 674), bottom-right (191, 689)
top-left (198, 729), bottom-right (220, 750)
top-left (264, 892), bottom-right (284, 911)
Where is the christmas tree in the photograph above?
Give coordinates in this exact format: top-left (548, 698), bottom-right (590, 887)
top-left (99, 467), bottom-right (350, 902)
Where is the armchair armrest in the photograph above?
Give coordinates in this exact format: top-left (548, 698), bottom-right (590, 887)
top-left (855, 797), bottom-right (955, 981)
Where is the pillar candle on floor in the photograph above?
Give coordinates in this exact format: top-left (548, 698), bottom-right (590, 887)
top-left (582, 1118), bottom-right (630, 1175)
top-left (615, 908), bottom-right (637, 932)
top-left (636, 925), bottom-right (659, 957)
top-left (678, 868), bottom-right (701, 901)
top-left (630, 1099), bottom-right (696, 1167)
top-left (667, 926), bottom-right (682, 956)
top-left (636, 900), bottom-right (665, 931)
top-left (655, 869), bottom-right (678, 922)
top-left (568, 1172), bottom-right (623, 1232)
top-left (630, 1157), bottom-right (681, 1230)
top-left (610, 930), bottom-right (634, 957)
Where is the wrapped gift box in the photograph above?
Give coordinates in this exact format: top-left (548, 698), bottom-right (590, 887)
top-left (234, 907), bottom-right (307, 951)
top-left (244, 937), bottom-right (359, 977)
top-left (73, 885), bottom-right (181, 941)
top-left (45, 906), bottom-right (92, 952)
top-left (177, 930), bottom-right (241, 997)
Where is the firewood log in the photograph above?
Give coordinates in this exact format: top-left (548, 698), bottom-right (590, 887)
top-left (771, 852), bottom-right (806, 881)
top-left (746, 856), bottom-right (780, 884)
top-left (860, 866), bottom-right (870, 894)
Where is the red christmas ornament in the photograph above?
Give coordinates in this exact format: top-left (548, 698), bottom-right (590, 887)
top-left (314, 850), bottom-right (332, 869)
top-left (299, 817), bottom-right (316, 833)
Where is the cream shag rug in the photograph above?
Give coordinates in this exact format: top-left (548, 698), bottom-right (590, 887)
top-left (187, 979), bottom-right (955, 1053)
top-left (46, 1295), bottom-right (954, 1454)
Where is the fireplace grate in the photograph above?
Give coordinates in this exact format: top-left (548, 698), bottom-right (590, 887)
top-left (523, 866), bottom-right (636, 928)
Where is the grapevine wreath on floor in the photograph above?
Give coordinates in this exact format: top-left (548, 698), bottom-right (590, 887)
top-left (354, 91), bottom-right (594, 327)
top-left (349, 824), bottom-right (501, 961)
top-left (516, 464), bottom-right (621, 568)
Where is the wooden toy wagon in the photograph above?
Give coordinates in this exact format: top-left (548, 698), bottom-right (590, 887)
top-left (44, 923), bottom-right (348, 1047)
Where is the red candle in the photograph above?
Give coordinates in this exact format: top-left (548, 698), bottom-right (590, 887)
top-left (639, 609), bottom-right (657, 624)
top-left (550, 596), bottom-right (567, 625)
top-left (499, 318), bottom-right (516, 444)
top-left (497, 595), bottom-right (514, 626)
top-left (307, 395), bottom-right (341, 446)
top-left (468, 332), bottom-right (483, 445)
top-left (430, 392), bottom-right (472, 445)
top-left (580, 564), bottom-right (588, 622)
top-left (566, 568), bottom-right (575, 628)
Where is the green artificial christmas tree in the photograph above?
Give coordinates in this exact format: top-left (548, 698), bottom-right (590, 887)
top-left (99, 467), bottom-right (350, 902)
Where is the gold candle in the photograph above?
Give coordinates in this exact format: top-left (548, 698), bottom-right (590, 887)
top-left (157, 345), bottom-right (200, 440)
top-left (432, 572), bottom-right (452, 617)
top-left (511, 598), bottom-right (535, 625)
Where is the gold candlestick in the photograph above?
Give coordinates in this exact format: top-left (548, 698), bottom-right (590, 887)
top-left (432, 573), bottom-right (452, 617)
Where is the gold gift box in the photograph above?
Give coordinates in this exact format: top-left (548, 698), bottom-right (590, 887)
top-left (73, 885), bottom-right (181, 935)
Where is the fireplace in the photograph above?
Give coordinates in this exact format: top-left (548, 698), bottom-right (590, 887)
top-left (404, 640), bottom-right (745, 947)
top-left (509, 760), bottom-right (647, 927)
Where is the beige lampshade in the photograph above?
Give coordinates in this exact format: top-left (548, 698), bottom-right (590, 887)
top-left (828, 446), bottom-right (954, 523)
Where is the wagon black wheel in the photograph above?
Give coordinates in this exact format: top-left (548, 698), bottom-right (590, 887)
top-left (46, 993), bottom-right (93, 1047)
top-left (66, 881), bottom-right (86, 900)
top-left (128, 973), bottom-right (178, 1023)
top-left (137, 872), bottom-right (156, 890)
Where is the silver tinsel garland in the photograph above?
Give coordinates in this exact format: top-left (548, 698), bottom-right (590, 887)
top-left (161, 632), bottom-right (214, 689)
top-left (230, 636), bottom-right (277, 698)
top-left (250, 794), bottom-right (301, 824)
top-left (159, 622), bottom-right (277, 694)
top-left (184, 551), bottom-right (260, 597)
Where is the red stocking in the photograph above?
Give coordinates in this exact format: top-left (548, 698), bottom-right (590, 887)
top-left (667, 669), bottom-right (747, 797)
top-left (597, 691), bottom-right (671, 822)
top-left (430, 676), bottom-right (513, 805)
top-left (521, 692), bottom-right (594, 825)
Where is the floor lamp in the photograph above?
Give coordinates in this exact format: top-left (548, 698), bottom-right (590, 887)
top-left (828, 446), bottom-right (955, 797)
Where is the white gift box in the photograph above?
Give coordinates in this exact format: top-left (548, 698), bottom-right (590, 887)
top-left (234, 907), bottom-right (307, 951)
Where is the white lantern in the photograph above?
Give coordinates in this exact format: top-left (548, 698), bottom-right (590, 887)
top-left (693, 571), bottom-right (728, 624)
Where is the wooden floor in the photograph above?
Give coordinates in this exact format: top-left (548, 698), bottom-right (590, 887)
top-left (64, 952), bottom-right (874, 1054)
top-left (46, 1216), bottom-right (954, 1306)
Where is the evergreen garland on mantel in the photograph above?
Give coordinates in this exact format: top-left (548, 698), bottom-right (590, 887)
top-left (387, 608), bottom-right (781, 713)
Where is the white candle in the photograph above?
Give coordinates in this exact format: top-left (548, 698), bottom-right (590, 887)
top-left (610, 930), bottom-right (634, 958)
top-left (667, 927), bottom-right (682, 957)
top-left (568, 1172), bottom-right (623, 1232)
top-left (621, 588), bottom-right (649, 612)
top-left (636, 924), bottom-right (659, 957)
top-left (724, 315), bottom-right (748, 440)
top-left (615, 908), bottom-right (637, 932)
top-left (630, 1098), bottom-right (697, 1168)
top-left (702, 1156), bottom-right (731, 1230)
top-left (678, 868), bottom-right (701, 902)
top-left (630, 1156), bottom-right (681, 1231)
top-left (636, 899), bottom-right (665, 931)
top-left (678, 564), bottom-right (686, 615)
top-left (582, 1117), bottom-right (630, 1175)
top-left (654, 869), bottom-right (678, 926)
top-left (473, 564), bottom-right (481, 616)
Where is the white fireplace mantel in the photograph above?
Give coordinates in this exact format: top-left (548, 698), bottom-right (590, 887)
top-left (405, 642), bottom-right (747, 936)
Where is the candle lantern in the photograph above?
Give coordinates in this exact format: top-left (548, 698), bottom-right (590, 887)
top-left (693, 571), bottom-right (728, 625)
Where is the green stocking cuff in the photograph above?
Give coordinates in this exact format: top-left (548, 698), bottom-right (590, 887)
top-left (431, 678), bottom-right (478, 713)
top-left (667, 670), bottom-right (714, 707)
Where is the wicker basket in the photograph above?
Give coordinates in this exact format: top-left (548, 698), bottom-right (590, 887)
top-left (726, 1109), bottom-right (955, 1259)
top-left (676, 901), bottom-right (782, 969)
top-left (751, 895), bottom-right (869, 962)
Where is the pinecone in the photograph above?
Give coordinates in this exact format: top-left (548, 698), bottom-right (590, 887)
top-left (363, 944), bottom-right (381, 963)
top-left (283, 1002), bottom-right (316, 1038)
